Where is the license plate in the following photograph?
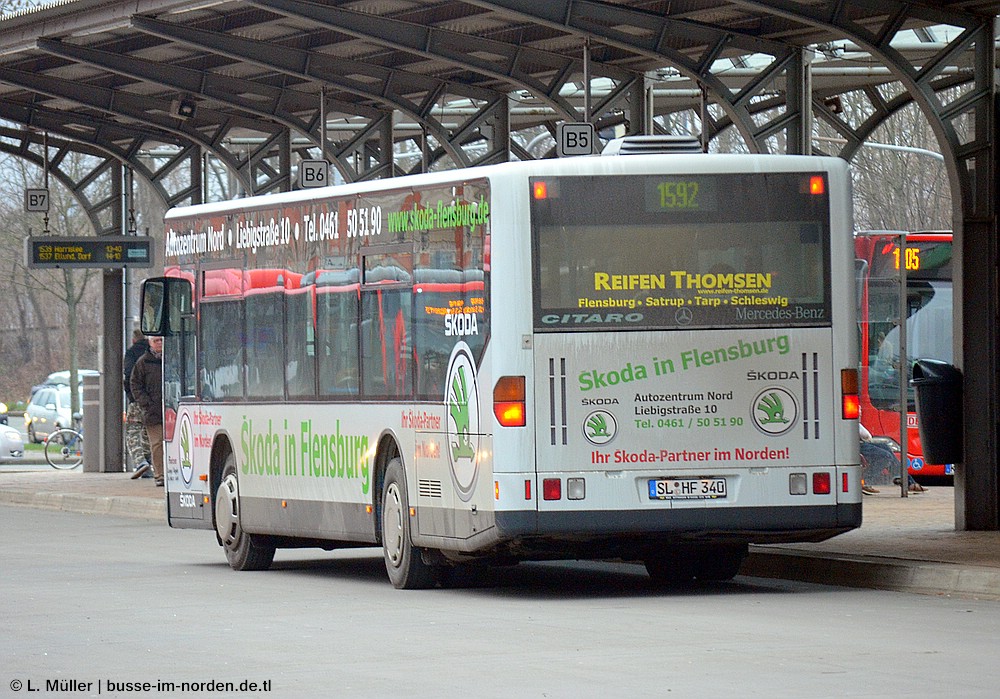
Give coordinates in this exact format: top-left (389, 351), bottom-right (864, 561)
top-left (648, 477), bottom-right (727, 500)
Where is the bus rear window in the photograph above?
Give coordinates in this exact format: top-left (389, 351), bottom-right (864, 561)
top-left (531, 172), bottom-right (832, 331)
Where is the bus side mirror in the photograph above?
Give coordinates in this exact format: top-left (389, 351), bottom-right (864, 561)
top-left (140, 277), bottom-right (192, 337)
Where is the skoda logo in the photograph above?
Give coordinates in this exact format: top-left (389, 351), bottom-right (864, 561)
top-left (583, 409), bottom-right (618, 446)
top-left (751, 386), bottom-right (798, 436)
top-left (445, 342), bottom-right (480, 501)
top-left (178, 411), bottom-right (194, 485)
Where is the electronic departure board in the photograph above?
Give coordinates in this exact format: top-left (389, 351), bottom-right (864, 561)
top-left (26, 236), bottom-right (153, 269)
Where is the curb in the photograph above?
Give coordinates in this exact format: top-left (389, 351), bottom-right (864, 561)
top-left (744, 547), bottom-right (1000, 600)
top-left (0, 490), bottom-right (164, 521)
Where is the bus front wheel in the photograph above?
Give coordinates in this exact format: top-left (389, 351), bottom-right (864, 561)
top-left (215, 453), bottom-right (275, 571)
top-left (381, 458), bottom-right (437, 589)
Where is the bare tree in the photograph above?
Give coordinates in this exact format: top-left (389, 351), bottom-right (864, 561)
top-left (0, 151), bottom-right (102, 407)
top-left (0, 0), bottom-right (44, 16)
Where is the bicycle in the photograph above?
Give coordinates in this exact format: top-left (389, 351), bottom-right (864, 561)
top-left (44, 414), bottom-right (84, 470)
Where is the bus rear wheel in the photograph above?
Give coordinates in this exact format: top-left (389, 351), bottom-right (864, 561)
top-left (644, 551), bottom-right (697, 586)
top-left (215, 453), bottom-right (275, 571)
top-left (645, 544), bottom-right (747, 585)
top-left (694, 544), bottom-right (748, 582)
top-left (381, 458), bottom-right (437, 589)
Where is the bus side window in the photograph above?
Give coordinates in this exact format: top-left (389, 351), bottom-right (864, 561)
top-left (316, 276), bottom-right (360, 396)
top-left (361, 288), bottom-right (412, 398)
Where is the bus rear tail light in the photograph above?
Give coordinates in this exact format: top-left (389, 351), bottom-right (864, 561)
top-left (813, 472), bottom-right (832, 495)
top-left (494, 376), bottom-right (526, 427)
top-left (841, 368), bottom-right (859, 419)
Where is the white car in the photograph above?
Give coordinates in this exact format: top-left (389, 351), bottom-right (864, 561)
top-left (24, 384), bottom-right (80, 443)
top-left (0, 423), bottom-right (24, 459)
top-left (44, 369), bottom-right (99, 386)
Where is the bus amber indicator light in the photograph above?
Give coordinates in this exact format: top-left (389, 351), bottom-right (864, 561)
top-left (494, 376), bottom-right (526, 427)
top-left (532, 181), bottom-right (548, 199)
top-left (809, 176), bottom-right (825, 194)
top-left (841, 368), bottom-right (860, 419)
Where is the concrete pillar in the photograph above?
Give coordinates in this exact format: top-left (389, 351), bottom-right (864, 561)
top-left (82, 374), bottom-right (100, 473)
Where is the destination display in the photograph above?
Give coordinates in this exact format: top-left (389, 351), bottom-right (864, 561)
top-left (531, 172), bottom-right (832, 331)
top-left (644, 177), bottom-right (718, 212)
top-left (869, 239), bottom-right (952, 281)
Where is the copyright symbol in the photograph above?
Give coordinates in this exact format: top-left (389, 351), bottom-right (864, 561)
top-left (10, 679), bottom-right (23, 691)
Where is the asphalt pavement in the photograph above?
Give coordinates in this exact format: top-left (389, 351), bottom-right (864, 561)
top-left (2, 462), bottom-right (998, 599)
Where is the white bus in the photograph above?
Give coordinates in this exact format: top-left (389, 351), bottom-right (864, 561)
top-left (141, 138), bottom-right (861, 588)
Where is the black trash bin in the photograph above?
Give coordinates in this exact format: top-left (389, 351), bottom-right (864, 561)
top-left (910, 359), bottom-right (962, 465)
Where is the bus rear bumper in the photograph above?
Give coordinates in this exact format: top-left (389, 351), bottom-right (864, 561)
top-left (495, 502), bottom-right (862, 546)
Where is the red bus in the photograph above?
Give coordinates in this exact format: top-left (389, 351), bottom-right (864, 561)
top-left (855, 231), bottom-right (953, 480)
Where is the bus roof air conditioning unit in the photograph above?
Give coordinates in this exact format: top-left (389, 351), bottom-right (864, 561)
top-left (601, 135), bottom-right (703, 156)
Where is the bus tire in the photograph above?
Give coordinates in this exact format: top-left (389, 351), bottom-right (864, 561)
top-left (694, 544), bottom-right (748, 582)
top-left (215, 453), bottom-right (275, 572)
top-left (381, 457), bottom-right (436, 589)
top-left (644, 551), bottom-right (696, 586)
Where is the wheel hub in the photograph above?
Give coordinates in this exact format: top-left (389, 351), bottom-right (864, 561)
top-left (215, 474), bottom-right (240, 545)
top-left (383, 482), bottom-right (404, 568)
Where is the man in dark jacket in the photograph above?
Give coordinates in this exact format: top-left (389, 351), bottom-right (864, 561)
top-left (130, 335), bottom-right (164, 486)
top-left (124, 330), bottom-right (152, 478)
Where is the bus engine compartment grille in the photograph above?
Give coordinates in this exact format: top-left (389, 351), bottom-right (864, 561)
top-left (418, 479), bottom-right (443, 498)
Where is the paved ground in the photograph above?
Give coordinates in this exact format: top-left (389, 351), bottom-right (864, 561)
top-left (2, 466), bottom-right (998, 599)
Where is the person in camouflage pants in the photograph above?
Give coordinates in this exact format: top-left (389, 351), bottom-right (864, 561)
top-left (124, 330), bottom-right (152, 477)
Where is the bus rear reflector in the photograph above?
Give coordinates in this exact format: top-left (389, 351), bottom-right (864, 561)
top-left (813, 472), bottom-right (831, 495)
top-left (494, 376), bottom-right (526, 427)
top-left (841, 368), bottom-right (859, 419)
top-left (543, 478), bottom-right (561, 500)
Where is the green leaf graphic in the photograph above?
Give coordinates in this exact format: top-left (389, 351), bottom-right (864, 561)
top-left (449, 366), bottom-right (476, 460)
top-left (757, 392), bottom-right (790, 424)
top-left (586, 413), bottom-right (611, 438)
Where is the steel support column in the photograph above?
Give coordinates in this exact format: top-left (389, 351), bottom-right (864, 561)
top-left (100, 160), bottom-right (125, 474)
top-left (956, 30), bottom-right (999, 530)
top-left (786, 48), bottom-right (813, 155)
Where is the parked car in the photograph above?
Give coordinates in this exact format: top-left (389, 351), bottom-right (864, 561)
top-left (24, 384), bottom-right (81, 443)
top-left (30, 369), bottom-right (100, 398)
top-left (0, 422), bottom-right (23, 458)
top-left (44, 369), bottom-right (99, 385)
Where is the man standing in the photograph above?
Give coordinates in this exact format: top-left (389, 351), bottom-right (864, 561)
top-left (125, 330), bottom-right (152, 478)
top-left (130, 335), bottom-right (164, 486)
